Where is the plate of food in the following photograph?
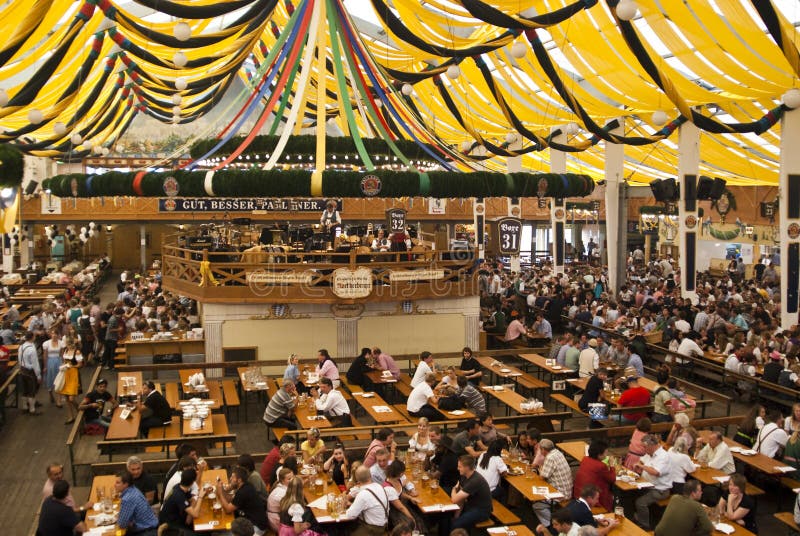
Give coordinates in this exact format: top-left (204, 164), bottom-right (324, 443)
top-left (551, 365), bottom-right (562, 370)
top-left (507, 466), bottom-right (525, 476)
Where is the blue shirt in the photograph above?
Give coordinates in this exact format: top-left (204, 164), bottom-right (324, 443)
top-left (283, 364), bottom-right (299, 383)
top-left (628, 354), bottom-right (644, 377)
top-left (118, 485), bottom-right (158, 531)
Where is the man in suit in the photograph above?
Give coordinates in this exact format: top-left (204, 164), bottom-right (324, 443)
top-left (138, 381), bottom-right (172, 437)
top-left (550, 484), bottom-right (619, 535)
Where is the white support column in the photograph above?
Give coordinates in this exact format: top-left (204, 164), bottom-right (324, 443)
top-left (780, 101), bottom-right (800, 329)
top-left (550, 128), bottom-right (567, 274)
top-left (464, 313), bottom-right (480, 350)
top-left (139, 224), bottom-right (146, 273)
top-left (604, 119), bottom-right (625, 294)
top-left (337, 318), bottom-right (358, 358)
top-left (507, 136), bottom-right (522, 272)
top-left (678, 121), bottom-right (701, 302)
top-left (204, 320), bottom-right (223, 378)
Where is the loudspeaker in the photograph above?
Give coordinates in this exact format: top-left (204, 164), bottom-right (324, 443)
top-left (696, 176), bottom-right (714, 200)
top-left (650, 178), bottom-right (679, 202)
top-left (708, 178), bottom-right (726, 200)
top-left (684, 174), bottom-right (696, 212)
top-left (24, 181), bottom-right (38, 195)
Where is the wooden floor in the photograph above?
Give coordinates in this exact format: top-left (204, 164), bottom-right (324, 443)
top-left (3, 272), bottom-right (792, 535)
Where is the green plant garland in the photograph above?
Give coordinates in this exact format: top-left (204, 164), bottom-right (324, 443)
top-left (0, 144), bottom-right (24, 187)
top-left (43, 169), bottom-right (596, 199)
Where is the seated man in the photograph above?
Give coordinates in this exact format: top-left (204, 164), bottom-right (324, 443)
top-left (533, 439), bottom-right (574, 531)
top-left (550, 484), bottom-right (619, 535)
top-left (616, 376), bottom-right (651, 424)
top-left (38, 480), bottom-right (87, 536)
top-left (633, 434), bottom-right (673, 530)
top-left (138, 381), bottom-right (172, 437)
top-left (655, 479), bottom-right (713, 536)
top-left (312, 377), bottom-right (351, 427)
top-left (78, 378), bottom-right (117, 428)
top-left (159, 468), bottom-right (205, 533)
top-left (504, 311), bottom-right (528, 343)
top-left (456, 375), bottom-right (486, 414)
top-left (449, 455), bottom-right (492, 530)
top-left (407, 373), bottom-right (442, 420)
top-left (262, 380), bottom-right (298, 430)
top-left (126, 456), bottom-right (158, 504)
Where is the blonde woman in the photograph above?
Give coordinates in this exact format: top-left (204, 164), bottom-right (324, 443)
top-left (301, 428), bottom-right (326, 464)
top-left (43, 329), bottom-right (64, 406)
top-left (408, 418), bottom-right (436, 455)
top-left (278, 476), bottom-right (322, 536)
top-left (59, 338), bottom-right (83, 424)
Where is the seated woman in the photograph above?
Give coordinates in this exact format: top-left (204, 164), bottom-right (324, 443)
top-left (476, 438), bottom-right (509, 499)
top-left (300, 428), bottom-right (326, 464)
top-left (623, 417), bottom-right (651, 470)
top-left (315, 349), bottom-right (340, 388)
top-left (717, 473), bottom-right (758, 534)
top-left (573, 438), bottom-right (616, 511)
top-left (383, 460), bottom-right (426, 533)
top-left (322, 443), bottom-right (350, 491)
top-left (283, 354), bottom-right (301, 391)
top-left (434, 367), bottom-right (458, 395)
top-left (667, 437), bottom-right (695, 494)
top-left (477, 412), bottom-right (506, 450)
top-left (408, 417), bottom-right (436, 456)
top-left (278, 476), bottom-right (322, 536)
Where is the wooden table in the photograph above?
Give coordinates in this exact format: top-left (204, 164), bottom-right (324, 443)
top-left (105, 405), bottom-right (140, 440)
top-left (365, 370), bottom-right (400, 384)
top-left (295, 401), bottom-right (333, 429)
top-left (558, 440), bottom-right (589, 462)
top-left (351, 391), bottom-right (407, 424)
top-left (476, 356), bottom-right (526, 383)
top-left (193, 468), bottom-right (236, 532)
top-left (519, 353), bottom-right (576, 376)
top-left (182, 415), bottom-right (215, 436)
top-left (179, 368), bottom-right (208, 396)
top-left (502, 459), bottom-right (564, 502)
top-left (85, 474), bottom-right (119, 534)
top-left (481, 385), bottom-right (547, 416)
top-left (122, 332), bottom-right (204, 363)
top-left (698, 430), bottom-right (790, 475)
top-left (595, 514), bottom-right (651, 535)
top-left (117, 371), bottom-right (142, 398)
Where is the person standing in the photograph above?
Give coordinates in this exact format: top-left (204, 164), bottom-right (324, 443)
top-left (116, 470), bottom-right (159, 536)
top-left (19, 331), bottom-right (42, 415)
top-left (320, 200), bottom-right (341, 243)
top-left (37, 480), bottom-right (86, 536)
top-left (102, 307), bottom-right (124, 371)
top-left (578, 339), bottom-right (599, 378)
top-left (43, 329), bottom-right (64, 406)
top-left (654, 479), bottom-right (712, 536)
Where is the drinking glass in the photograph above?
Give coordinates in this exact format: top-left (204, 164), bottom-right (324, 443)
top-left (614, 506), bottom-right (625, 521)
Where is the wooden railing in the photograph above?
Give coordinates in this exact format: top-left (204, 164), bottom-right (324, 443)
top-left (161, 243), bottom-right (478, 303)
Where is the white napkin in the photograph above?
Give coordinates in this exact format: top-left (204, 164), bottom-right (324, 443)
top-left (373, 405), bottom-right (392, 413)
top-left (714, 522), bottom-right (735, 534)
top-left (713, 476), bottom-right (730, 483)
top-left (315, 515), bottom-right (354, 522)
top-left (448, 410), bottom-right (466, 416)
top-left (194, 521), bottom-right (221, 530)
top-left (421, 504), bottom-right (459, 513)
top-left (729, 446), bottom-right (742, 453)
top-left (636, 482), bottom-right (654, 489)
top-left (509, 373), bottom-right (523, 377)
top-left (307, 496), bottom-right (328, 509)
top-left (486, 528), bottom-right (509, 534)
top-left (545, 492), bottom-right (565, 500)
top-left (739, 449), bottom-right (757, 456)
top-left (775, 466), bottom-right (797, 473)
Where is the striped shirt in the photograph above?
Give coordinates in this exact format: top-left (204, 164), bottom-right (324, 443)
top-left (263, 388), bottom-right (296, 424)
top-left (458, 383), bottom-right (486, 414)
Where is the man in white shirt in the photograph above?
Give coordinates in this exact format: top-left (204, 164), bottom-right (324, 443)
top-left (578, 339), bottom-right (600, 378)
top-left (410, 351), bottom-right (435, 387)
top-left (407, 373), bottom-right (441, 420)
top-left (754, 409), bottom-right (789, 458)
top-left (346, 466), bottom-right (389, 530)
top-left (312, 377), bottom-right (351, 427)
top-left (694, 432), bottom-right (735, 474)
top-left (634, 435), bottom-right (673, 530)
top-left (673, 312), bottom-right (691, 334)
top-left (163, 456), bottom-right (203, 502)
top-left (676, 331), bottom-right (704, 366)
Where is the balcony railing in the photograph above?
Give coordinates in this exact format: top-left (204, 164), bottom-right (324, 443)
top-left (161, 244), bottom-right (479, 304)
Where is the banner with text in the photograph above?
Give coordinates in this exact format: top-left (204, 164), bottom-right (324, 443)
top-left (158, 198), bottom-right (340, 213)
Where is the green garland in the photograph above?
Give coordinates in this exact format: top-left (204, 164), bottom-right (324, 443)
top-left (43, 169), bottom-right (596, 199)
top-left (0, 144), bottom-right (24, 187)
top-left (189, 134), bottom-right (447, 161)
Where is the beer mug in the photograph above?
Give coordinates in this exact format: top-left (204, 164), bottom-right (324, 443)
top-left (614, 506), bottom-right (625, 522)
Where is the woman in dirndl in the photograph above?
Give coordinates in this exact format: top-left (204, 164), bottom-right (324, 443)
top-left (58, 338), bottom-right (83, 424)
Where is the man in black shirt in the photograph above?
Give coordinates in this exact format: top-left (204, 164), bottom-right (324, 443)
top-left (449, 455), bottom-right (492, 529)
top-left (763, 351), bottom-right (784, 384)
top-left (458, 347), bottom-right (482, 386)
top-left (217, 466), bottom-right (268, 533)
top-left (38, 480), bottom-right (86, 536)
top-left (127, 456), bottom-right (158, 504)
top-left (159, 468), bottom-right (205, 532)
top-left (430, 434), bottom-right (459, 494)
top-left (78, 378), bottom-right (117, 428)
top-left (579, 368), bottom-right (609, 429)
top-left (138, 381), bottom-right (172, 437)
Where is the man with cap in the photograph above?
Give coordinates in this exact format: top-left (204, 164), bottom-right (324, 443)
top-left (762, 350), bottom-right (784, 383)
top-left (617, 376), bottom-right (651, 424)
top-left (578, 339), bottom-right (599, 378)
top-left (79, 378), bottom-right (117, 428)
top-left (138, 380), bottom-right (172, 437)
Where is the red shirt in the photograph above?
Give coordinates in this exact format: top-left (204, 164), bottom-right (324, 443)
top-left (259, 446), bottom-right (281, 485)
top-left (617, 386), bottom-right (651, 421)
top-left (573, 456), bottom-right (616, 511)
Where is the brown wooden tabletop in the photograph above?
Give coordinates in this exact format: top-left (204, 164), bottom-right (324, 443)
top-left (117, 371), bottom-right (142, 398)
top-left (352, 391), bottom-right (407, 424)
top-left (193, 468), bottom-right (236, 531)
top-left (295, 401), bottom-right (333, 429)
top-left (105, 405), bottom-right (140, 440)
top-left (182, 414), bottom-right (215, 436)
top-left (481, 385), bottom-right (546, 416)
top-left (519, 353), bottom-right (576, 375)
top-left (698, 430), bottom-right (788, 475)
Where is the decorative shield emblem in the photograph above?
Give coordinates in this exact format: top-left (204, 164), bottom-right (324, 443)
top-left (474, 204), bottom-right (484, 214)
top-left (163, 199), bottom-right (177, 211)
top-left (554, 208), bottom-right (566, 220)
top-left (685, 215), bottom-right (697, 229)
top-left (788, 223), bottom-right (800, 239)
top-left (360, 175), bottom-right (382, 197)
top-left (402, 300), bottom-right (413, 314)
top-left (163, 176), bottom-right (180, 197)
top-left (510, 206), bottom-right (521, 217)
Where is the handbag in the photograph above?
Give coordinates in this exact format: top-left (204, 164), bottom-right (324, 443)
top-left (53, 366), bottom-right (67, 392)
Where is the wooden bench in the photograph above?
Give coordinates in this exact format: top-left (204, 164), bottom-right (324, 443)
top-left (221, 379), bottom-right (241, 422)
top-left (515, 373), bottom-right (549, 395)
top-left (338, 415), bottom-right (372, 441)
top-left (146, 417), bottom-right (181, 453)
top-left (774, 512), bottom-right (800, 533)
top-left (114, 347), bottom-right (127, 365)
top-left (550, 393), bottom-right (588, 417)
top-left (477, 499), bottom-right (521, 527)
top-left (395, 403), bottom-right (413, 422)
top-left (163, 382), bottom-right (180, 409)
top-left (207, 381), bottom-right (223, 407)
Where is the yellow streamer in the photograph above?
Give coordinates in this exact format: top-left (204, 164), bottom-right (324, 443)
top-left (198, 261), bottom-right (219, 287)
